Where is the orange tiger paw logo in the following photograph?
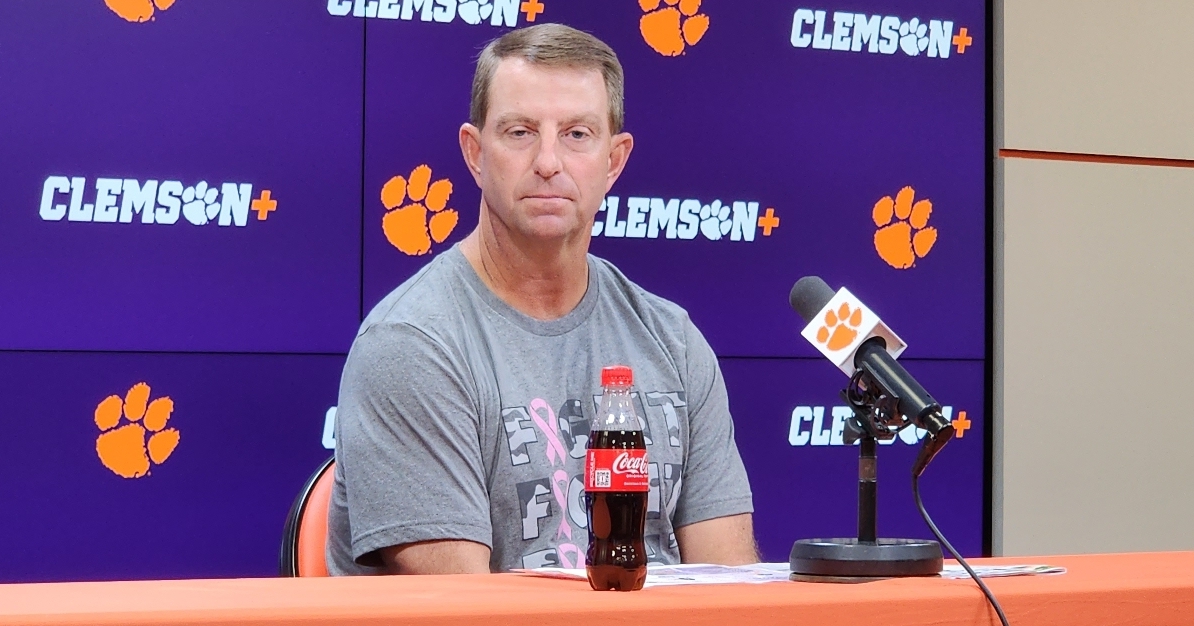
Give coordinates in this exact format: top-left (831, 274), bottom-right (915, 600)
top-left (95, 383), bottom-right (180, 479)
top-left (381, 165), bottom-right (460, 256)
top-left (816, 302), bottom-right (863, 352)
top-left (639, 0), bottom-right (710, 57)
top-left (105, 0), bottom-right (175, 22)
top-left (873, 186), bottom-right (937, 269)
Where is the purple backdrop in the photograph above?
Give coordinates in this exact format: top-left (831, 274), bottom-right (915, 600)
top-left (362, 0), bottom-right (987, 360)
top-left (0, 1), bottom-right (363, 353)
top-left (0, 351), bottom-right (339, 583)
top-left (0, 0), bottom-right (987, 582)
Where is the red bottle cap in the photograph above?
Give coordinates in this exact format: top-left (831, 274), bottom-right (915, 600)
top-left (600, 365), bottom-right (633, 387)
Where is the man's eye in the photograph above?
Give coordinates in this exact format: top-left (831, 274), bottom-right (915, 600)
top-left (569, 130), bottom-right (589, 139)
top-left (509, 129), bottom-right (531, 138)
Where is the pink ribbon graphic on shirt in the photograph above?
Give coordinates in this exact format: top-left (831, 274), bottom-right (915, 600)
top-left (530, 398), bottom-right (579, 549)
top-left (557, 542), bottom-right (585, 568)
top-left (529, 398), bottom-right (568, 466)
top-left (551, 469), bottom-right (572, 540)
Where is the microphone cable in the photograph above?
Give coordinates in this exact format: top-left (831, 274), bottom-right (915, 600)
top-left (912, 475), bottom-right (1010, 626)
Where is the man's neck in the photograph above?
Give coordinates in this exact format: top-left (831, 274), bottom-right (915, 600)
top-left (461, 217), bottom-right (590, 321)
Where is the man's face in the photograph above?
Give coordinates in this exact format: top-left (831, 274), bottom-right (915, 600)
top-left (461, 58), bottom-right (632, 243)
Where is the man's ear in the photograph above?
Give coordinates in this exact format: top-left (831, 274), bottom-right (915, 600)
top-left (605, 132), bottom-right (634, 192)
top-left (459, 123), bottom-right (483, 187)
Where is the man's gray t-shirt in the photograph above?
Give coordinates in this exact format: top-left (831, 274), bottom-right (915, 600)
top-left (327, 245), bottom-right (753, 574)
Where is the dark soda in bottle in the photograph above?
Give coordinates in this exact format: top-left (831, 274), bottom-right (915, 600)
top-left (584, 365), bottom-right (648, 591)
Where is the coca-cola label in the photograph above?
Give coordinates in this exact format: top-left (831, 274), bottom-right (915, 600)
top-left (585, 449), bottom-right (649, 492)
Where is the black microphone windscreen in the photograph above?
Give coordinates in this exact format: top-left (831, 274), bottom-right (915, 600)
top-left (789, 276), bottom-right (835, 323)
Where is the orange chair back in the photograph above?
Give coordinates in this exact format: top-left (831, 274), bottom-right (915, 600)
top-left (280, 456), bottom-right (335, 577)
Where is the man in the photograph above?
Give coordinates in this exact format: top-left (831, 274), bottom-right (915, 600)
top-left (327, 23), bottom-right (756, 575)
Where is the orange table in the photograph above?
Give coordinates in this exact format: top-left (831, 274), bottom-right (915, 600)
top-left (1, 553), bottom-right (1191, 625)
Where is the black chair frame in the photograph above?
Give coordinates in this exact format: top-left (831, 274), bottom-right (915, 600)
top-left (279, 455), bottom-right (335, 577)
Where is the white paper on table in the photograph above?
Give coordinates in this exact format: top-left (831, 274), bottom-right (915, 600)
top-left (515, 562), bottom-right (1065, 587)
top-left (513, 563), bottom-right (790, 587)
top-left (940, 564), bottom-right (1067, 579)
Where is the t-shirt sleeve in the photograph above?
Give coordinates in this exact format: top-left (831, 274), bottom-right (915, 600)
top-left (672, 318), bottom-right (755, 528)
top-left (335, 321), bottom-right (492, 567)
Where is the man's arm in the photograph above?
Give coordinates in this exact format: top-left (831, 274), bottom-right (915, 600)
top-left (675, 513), bottom-right (758, 565)
top-left (335, 322), bottom-right (494, 574)
top-left (378, 540), bottom-right (492, 575)
top-left (668, 319), bottom-right (756, 564)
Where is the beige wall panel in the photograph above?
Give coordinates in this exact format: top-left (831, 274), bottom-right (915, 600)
top-left (1002, 157), bottom-right (1194, 555)
top-left (1004, 0), bottom-right (1194, 160)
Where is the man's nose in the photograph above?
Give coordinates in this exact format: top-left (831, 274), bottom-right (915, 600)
top-left (532, 133), bottom-right (563, 179)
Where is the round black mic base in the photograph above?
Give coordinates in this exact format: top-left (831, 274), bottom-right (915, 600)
top-left (789, 538), bottom-right (942, 583)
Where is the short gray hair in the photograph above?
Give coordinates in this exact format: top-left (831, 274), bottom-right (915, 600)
top-left (470, 23), bottom-right (625, 134)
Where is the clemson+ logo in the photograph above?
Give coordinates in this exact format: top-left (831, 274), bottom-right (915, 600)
top-left (327, 0), bottom-right (545, 27)
top-left (39, 176), bottom-right (278, 227)
top-left (95, 383), bottom-right (180, 478)
top-left (638, 0), bottom-right (710, 57)
top-left (592, 195), bottom-right (779, 242)
top-left (105, 0), bottom-right (176, 23)
top-left (789, 405), bottom-right (971, 447)
top-left (790, 9), bottom-right (974, 58)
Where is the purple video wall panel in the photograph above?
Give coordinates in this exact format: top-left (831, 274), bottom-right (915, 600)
top-left (0, 1), bottom-right (363, 353)
top-left (722, 357), bottom-right (986, 561)
top-left (360, 9), bottom-right (482, 304)
top-left (361, 0), bottom-right (987, 361)
top-left (0, 351), bottom-right (340, 583)
top-left (0, 0), bottom-right (988, 582)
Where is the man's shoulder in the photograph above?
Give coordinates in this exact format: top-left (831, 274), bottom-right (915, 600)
top-left (589, 254), bottom-right (696, 341)
top-left (358, 247), bottom-right (469, 340)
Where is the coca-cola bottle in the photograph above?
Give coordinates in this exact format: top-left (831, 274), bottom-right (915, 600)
top-left (584, 365), bottom-right (649, 591)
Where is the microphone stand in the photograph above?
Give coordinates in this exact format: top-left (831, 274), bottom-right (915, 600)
top-left (788, 369), bottom-right (945, 583)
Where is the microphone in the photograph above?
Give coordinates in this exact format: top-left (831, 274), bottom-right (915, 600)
top-left (789, 276), bottom-right (907, 376)
top-left (786, 278), bottom-right (1007, 620)
top-left (789, 276), bottom-right (954, 477)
